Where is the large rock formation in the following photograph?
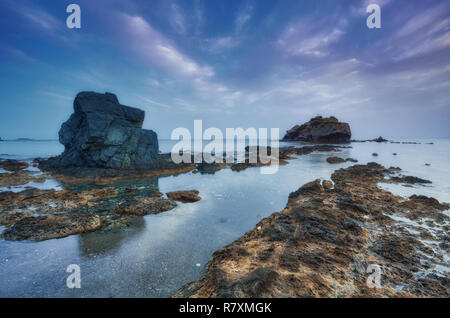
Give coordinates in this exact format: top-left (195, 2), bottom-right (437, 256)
top-left (282, 116), bottom-right (351, 143)
top-left (57, 92), bottom-right (158, 169)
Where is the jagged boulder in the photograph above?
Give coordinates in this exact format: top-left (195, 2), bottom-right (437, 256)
top-left (282, 116), bottom-right (351, 143)
top-left (57, 91), bottom-right (158, 169)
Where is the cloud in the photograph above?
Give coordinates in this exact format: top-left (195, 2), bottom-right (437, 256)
top-left (116, 13), bottom-right (250, 110)
top-left (351, 0), bottom-right (393, 16)
top-left (119, 14), bottom-right (214, 78)
top-left (277, 21), bottom-right (345, 57)
top-left (136, 95), bottom-right (171, 109)
top-left (390, 3), bottom-right (450, 60)
top-left (235, 4), bottom-right (253, 32)
top-left (40, 91), bottom-right (73, 103)
top-left (169, 3), bottom-right (186, 34)
top-left (0, 44), bottom-right (34, 62)
top-left (202, 36), bottom-right (240, 53)
top-left (17, 3), bottom-right (61, 31)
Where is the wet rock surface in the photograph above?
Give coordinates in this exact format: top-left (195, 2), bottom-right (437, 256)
top-left (2, 213), bottom-right (101, 241)
top-left (166, 190), bottom-right (201, 203)
top-left (115, 196), bottom-right (177, 216)
top-left (326, 156), bottom-right (346, 164)
top-left (175, 163), bottom-right (450, 298)
top-left (0, 164), bottom-right (179, 241)
top-left (282, 116), bottom-right (351, 143)
top-left (0, 159), bottom-right (29, 172)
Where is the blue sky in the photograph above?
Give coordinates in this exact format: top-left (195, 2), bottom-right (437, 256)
top-left (0, 0), bottom-right (449, 139)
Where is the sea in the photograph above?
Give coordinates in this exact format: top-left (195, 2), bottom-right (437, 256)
top-left (0, 138), bottom-right (449, 297)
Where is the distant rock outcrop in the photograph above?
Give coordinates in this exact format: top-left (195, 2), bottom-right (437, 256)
top-left (282, 116), bottom-right (351, 143)
top-left (56, 92), bottom-right (158, 169)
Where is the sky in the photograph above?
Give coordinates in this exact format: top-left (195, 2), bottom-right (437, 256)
top-left (0, 0), bottom-right (449, 140)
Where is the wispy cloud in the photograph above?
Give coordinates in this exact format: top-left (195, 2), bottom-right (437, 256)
top-left (16, 3), bottom-right (61, 31)
top-left (169, 3), bottom-right (186, 34)
top-left (351, 0), bottom-right (393, 16)
top-left (0, 44), bottom-right (34, 62)
top-left (235, 3), bottom-right (253, 32)
top-left (201, 36), bottom-right (240, 53)
top-left (120, 14), bottom-right (214, 78)
top-left (277, 21), bottom-right (345, 57)
top-left (40, 90), bottom-right (72, 102)
top-left (390, 3), bottom-right (450, 60)
top-left (136, 95), bottom-right (171, 109)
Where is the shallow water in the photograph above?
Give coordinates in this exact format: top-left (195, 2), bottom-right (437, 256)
top-left (0, 139), bottom-right (449, 297)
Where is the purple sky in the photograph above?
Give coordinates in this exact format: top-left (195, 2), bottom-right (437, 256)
top-left (0, 0), bottom-right (449, 139)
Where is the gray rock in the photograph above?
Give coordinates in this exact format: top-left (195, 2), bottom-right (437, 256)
top-left (282, 116), bottom-right (351, 143)
top-left (57, 92), bottom-right (158, 169)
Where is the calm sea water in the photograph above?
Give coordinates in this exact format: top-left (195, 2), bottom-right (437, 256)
top-left (0, 139), bottom-right (449, 297)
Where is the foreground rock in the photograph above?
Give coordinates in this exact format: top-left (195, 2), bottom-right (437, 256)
top-left (2, 213), bottom-right (101, 241)
top-left (0, 159), bottom-right (29, 172)
top-left (115, 197), bottom-right (177, 216)
top-left (166, 190), bottom-right (201, 203)
top-left (282, 116), bottom-right (351, 143)
top-left (55, 91), bottom-right (158, 169)
top-left (175, 163), bottom-right (449, 298)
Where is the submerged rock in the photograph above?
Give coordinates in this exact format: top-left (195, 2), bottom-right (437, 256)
top-left (115, 197), bottom-right (177, 216)
top-left (0, 159), bottom-right (29, 172)
top-left (166, 190), bottom-right (201, 203)
top-left (282, 116), bottom-right (351, 143)
top-left (56, 91), bottom-right (158, 169)
top-left (389, 175), bottom-right (432, 184)
top-left (326, 156), bottom-right (346, 164)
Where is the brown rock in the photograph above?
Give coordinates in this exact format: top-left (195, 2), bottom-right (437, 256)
top-left (166, 190), bottom-right (201, 203)
top-left (1, 213), bottom-right (101, 241)
top-left (0, 159), bottom-right (29, 172)
top-left (322, 180), bottom-right (334, 189)
top-left (176, 164), bottom-right (450, 298)
top-left (326, 156), bottom-right (346, 164)
top-left (282, 116), bottom-right (351, 143)
top-left (115, 197), bottom-right (176, 216)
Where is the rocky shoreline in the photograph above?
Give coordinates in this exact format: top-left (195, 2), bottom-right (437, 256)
top-left (174, 163), bottom-right (449, 298)
top-left (0, 144), bottom-right (348, 242)
top-left (2, 143), bottom-right (448, 298)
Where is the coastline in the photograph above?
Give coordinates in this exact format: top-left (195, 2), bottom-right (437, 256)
top-left (174, 163), bottom-right (449, 298)
top-left (0, 141), bottom-right (449, 297)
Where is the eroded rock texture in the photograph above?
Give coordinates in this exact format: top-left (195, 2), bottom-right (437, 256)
top-left (57, 91), bottom-right (158, 169)
top-left (283, 116), bottom-right (351, 143)
top-left (175, 163), bottom-right (449, 298)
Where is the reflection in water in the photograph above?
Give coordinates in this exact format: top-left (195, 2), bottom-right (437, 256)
top-left (0, 139), bottom-right (449, 297)
top-left (78, 216), bottom-right (146, 257)
top-left (62, 176), bottom-right (160, 194)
